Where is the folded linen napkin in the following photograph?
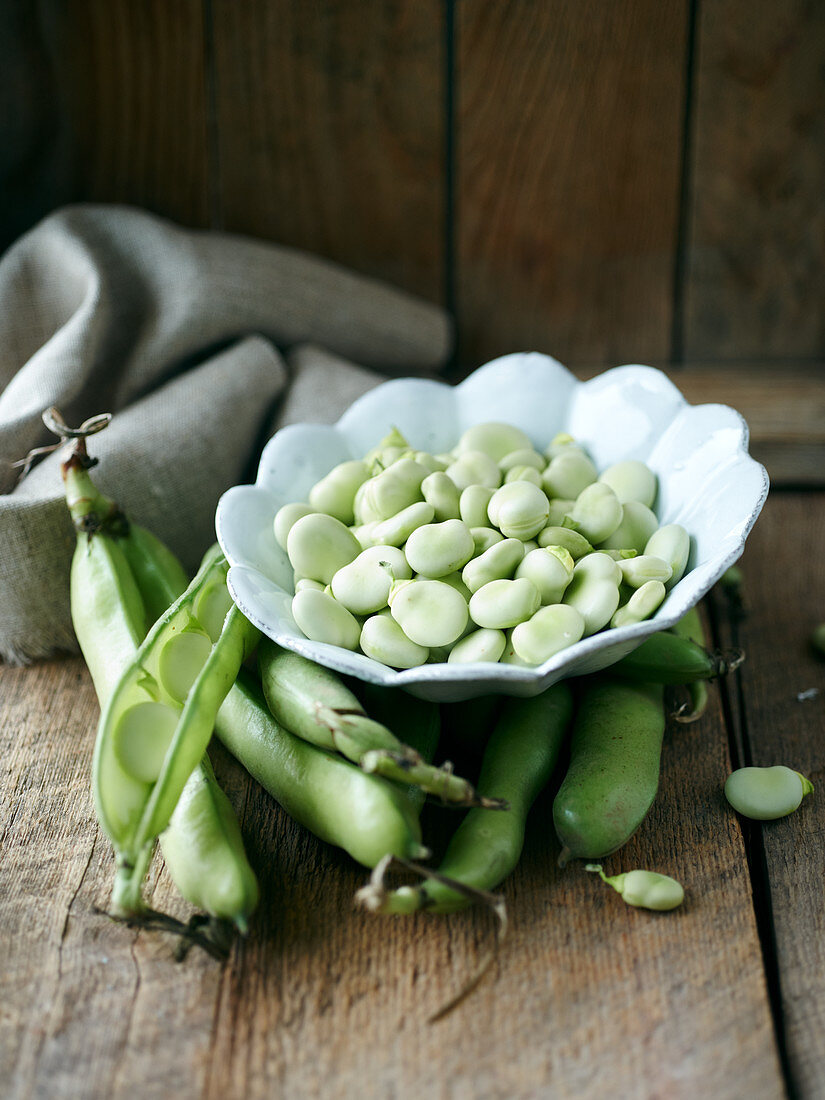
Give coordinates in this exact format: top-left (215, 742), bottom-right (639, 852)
top-left (0, 205), bottom-right (451, 663)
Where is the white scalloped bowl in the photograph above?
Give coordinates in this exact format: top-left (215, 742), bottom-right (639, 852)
top-left (216, 353), bottom-right (768, 701)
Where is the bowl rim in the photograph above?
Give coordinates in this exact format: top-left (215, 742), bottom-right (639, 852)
top-left (216, 353), bottom-right (770, 698)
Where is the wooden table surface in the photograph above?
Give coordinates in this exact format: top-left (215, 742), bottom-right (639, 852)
top-left (2, 371), bottom-right (825, 1100)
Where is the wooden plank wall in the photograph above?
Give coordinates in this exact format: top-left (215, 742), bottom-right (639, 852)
top-left (1, 0), bottom-right (823, 369)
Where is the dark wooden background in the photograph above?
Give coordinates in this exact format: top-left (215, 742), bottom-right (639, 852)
top-left (3, 0), bottom-right (824, 372)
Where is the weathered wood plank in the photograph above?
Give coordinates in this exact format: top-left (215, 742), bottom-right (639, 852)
top-left (210, 0), bottom-right (445, 303)
top-left (202, 674), bottom-right (782, 1099)
top-left (0, 3), bottom-right (74, 252)
top-left (0, 658), bottom-right (227, 1100)
top-left (456, 0), bottom-right (688, 368)
top-left (43, 0), bottom-right (211, 227)
top-left (1, 654), bottom-right (784, 1098)
top-left (685, 0), bottom-right (825, 359)
top-left (715, 493), bottom-right (825, 1097)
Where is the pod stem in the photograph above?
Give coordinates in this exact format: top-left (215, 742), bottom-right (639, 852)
top-left (44, 408), bottom-right (127, 538)
top-left (797, 773), bottom-right (815, 799)
top-left (361, 749), bottom-right (509, 810)
top-left (110, 844), bottom-right (154, 919)
top-left (107, 846), bottom-right (231, 961)
top-left (584, 863), bottom-right (610, 885)
top-left (105, 907), bottom-right (231, 962)
top-left (321, 706), bottom-right (422, 765)
top-left (713, 647), bottom-right (745, 677)
top-left (669, 682), bottom-right (710, 724)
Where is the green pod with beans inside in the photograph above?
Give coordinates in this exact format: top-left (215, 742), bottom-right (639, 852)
top-left (215, 669), bottom-right (430, 867)
top-left (669, 605), bottom-right (710, 722)
top-left (159, 754), bottom-right (259, 930)
top-left (62, 439), bottom-right (258, 930)
top-left (609, 630), bottom-right (742, 684)
top-left (359, 683), bottom-right (573, 913)
top-left (93, 544), bottom-right (259, 916)
top-left (258, 640), bottom-right (503, 809)
top-left (553, 677), bottom-right (666, 863)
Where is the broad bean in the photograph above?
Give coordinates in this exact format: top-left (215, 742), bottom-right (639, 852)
top-left (291, 588), bottom-right (361, 650)
top-left (460, 484), bottom-right (496, 528)
top-left (724, 766), bottom-right (814, 820)
top-left (499, 447), bottom-right (546, 473)
top-left (388, 578), bottom-right (469, 646)
top-left (515, 546), bottom-right (574, 605)
top-left (537, 526), bottom-right (594, 559)
top-left (504, 465), bottom-right (543, 486)
top-left (554, 678), bottom-right (665, 862)
top-left (644, 524), bottom-right (690, 588)
top-left (542, 450), bottom-right (598, 500)
top-left (447, 627), bottom-right (507, 665)
top-left (354, 457), bottom-right (427, 523)
top-left (618, 554), bottom-right (673, 588)
top-left (446, 449), bottom-right (502, 491)
top-left (585, 864), bottom-right (683, 910)
top-left (510, 604), bottom-right (585, 665)
top-left (462, 537), bottom-right (525, 593)
top-left (421, 471), bottom-right (461, 521)
top-left (597, 501), bottom-right (658, 554)
top-left (611, 580), bottom-right (666, 628)
top-left (468, 577), bottom-right (541, 629)
top-left (404, 519), bottom-right (475, 578)
top-left (330, 544), bottom-right (411, 615)
top-left (598, 460), bottom-right (657, 508)
top-left (488, 480), bottom-right (550, 540)
top-left (371, 500), bottom-right (435, 545)
top-left (287, 513), bottom-right (361, 584)
top-left (471, 526), bottom-right (505, 555)
top-left (274, 501), bottom-right (315, 551)
top-left (308, 459), bottom-right (369, 524)
top-left (457, 421), bottom-right (532, 461)
top-left (360, 610), bottom-right (430, 668)
top-left (568, 483), bottom-right (623, 544)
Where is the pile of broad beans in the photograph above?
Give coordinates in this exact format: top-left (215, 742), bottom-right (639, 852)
top-left (58, 416), bottom-right (813, 960)
top-left (274, 423), bottom-right (689, 668)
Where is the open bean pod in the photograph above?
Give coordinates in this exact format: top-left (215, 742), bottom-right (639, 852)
top-left (93, 544), bottom-right (260, 915)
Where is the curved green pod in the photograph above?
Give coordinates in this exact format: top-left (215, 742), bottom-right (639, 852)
top-left (609, 630), bottom-right (741, 684)
top-left (92, 546), bottom-right (259, 915)
top-left (362, 683), bottom-right (573, 913)
top-left (159, 755), bottom-right (259, 931)
top-left (215, 671), bottom-right (429, 868)
top-left (553, 678), bottom-right (665, 863)
top-left (259, 641), bottom-right (501, 808)
top-left (62, 442), bottom-right (258, 929)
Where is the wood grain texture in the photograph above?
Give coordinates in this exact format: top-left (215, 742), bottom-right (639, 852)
top-left (210, 0), bottom-right (445, 302)
top-left (685, 0), bottom-right (825, 359)
top-left (715, 493), bottom-right (825, 1097)
top-left (1, 654), bottom-right (785, 1098)
top-left (0, 2), bottom-right (75, 252)
top-left (456, 0), bottom-right (688, 368)
top-left (42, 0), bottom-right (211, 228)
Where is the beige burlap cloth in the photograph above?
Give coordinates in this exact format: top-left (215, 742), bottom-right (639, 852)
top-left (0, 205), bottom-right (451, 663)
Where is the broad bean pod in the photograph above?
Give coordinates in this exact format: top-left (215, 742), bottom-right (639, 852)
top-left (258, 640), bottom-right (504, 808)
top-left (94, 545), bottom-right (259, 915)
top-left (62, 438), bottom-right (258, 930)
top-left (554, 678), bottom-right (666, 862)
top-left (358, 683), bottom-right (573, 913)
